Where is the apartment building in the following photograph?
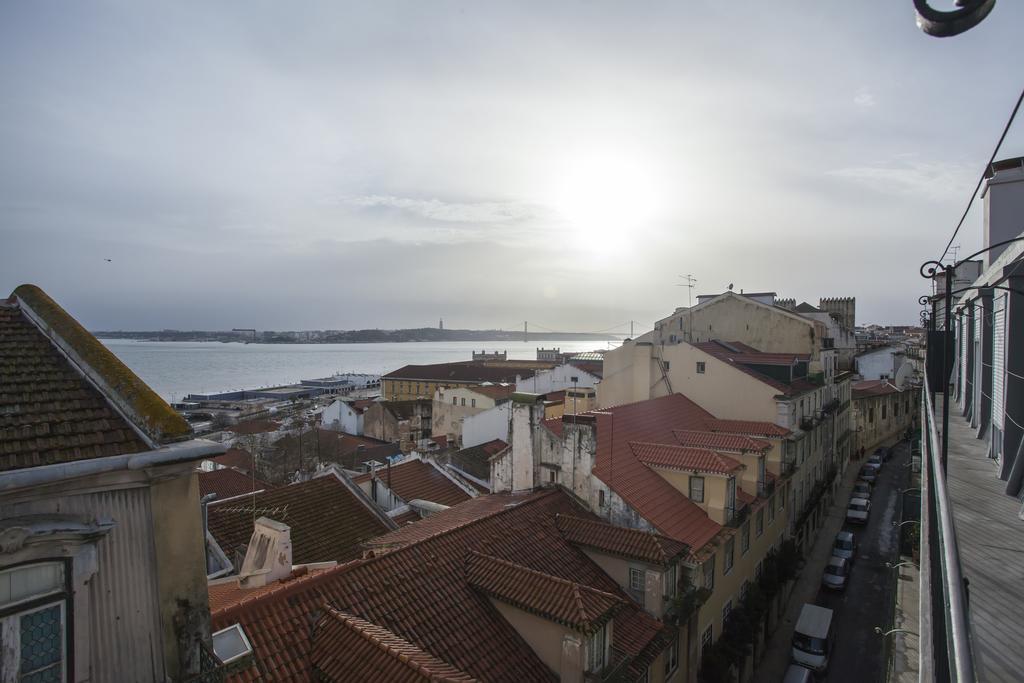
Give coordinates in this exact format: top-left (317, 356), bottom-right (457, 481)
top-left (0, 284), bottom-right (226, 681)
top-left (432, 383), bottom-right (515, 447)
top-left (492, 393), bottom-right (799, 679)
top-left (851, 380), bottom-right (919, 453)
top-left (381, 360), bottom-right (546, 401)
top-left (209, 488), bottom-right (681, 681)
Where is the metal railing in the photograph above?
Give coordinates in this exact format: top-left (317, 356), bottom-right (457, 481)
top-left (920, 373), bottom-right (975, 682)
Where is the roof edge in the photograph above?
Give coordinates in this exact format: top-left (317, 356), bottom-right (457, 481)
top-left (13, 284), bottom-right (191, 445)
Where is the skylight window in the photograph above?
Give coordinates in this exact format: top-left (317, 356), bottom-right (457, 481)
top-left (212, 624), bottom-right (253, 664)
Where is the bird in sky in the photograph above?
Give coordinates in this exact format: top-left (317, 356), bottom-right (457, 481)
top-left (104, 258), bottom-right (112, 262)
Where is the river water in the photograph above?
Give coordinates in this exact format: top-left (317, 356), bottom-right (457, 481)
top-left (99, 339), bottom-right (609, 402)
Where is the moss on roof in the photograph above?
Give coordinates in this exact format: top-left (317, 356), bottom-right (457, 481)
top-left (12, 284), bottom-right (191, 443)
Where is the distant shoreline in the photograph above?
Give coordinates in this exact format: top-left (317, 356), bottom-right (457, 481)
top-left (94, 329), bottom-right (619, 344)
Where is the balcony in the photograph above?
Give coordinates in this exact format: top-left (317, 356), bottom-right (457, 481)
top-left (758, 476), bottom-right (776, 498)
top-left (725, 502), bottom-right (751, 528)
top-left (799, 415), bottom-right (816, 431)
top-left (917, 374), bottom-right (1024, 682)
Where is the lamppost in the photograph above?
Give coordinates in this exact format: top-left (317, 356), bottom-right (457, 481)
top-left (874, 626), bottom-right (919, 638)
top-left (886, 561), bottom-right (920, 571)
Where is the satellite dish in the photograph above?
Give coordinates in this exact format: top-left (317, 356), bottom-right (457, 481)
top-left (728, 283), bottom-right (734, 291)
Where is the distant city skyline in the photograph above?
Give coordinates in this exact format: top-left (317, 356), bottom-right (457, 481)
top-left (2, 2), bottom-right (1023, 330)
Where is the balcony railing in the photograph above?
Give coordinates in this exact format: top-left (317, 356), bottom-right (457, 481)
top-left (758, 476), bottom-right (776, 498)
top-left (726, 503), bottom-right (751, 528)
top-left (920, 372), bottom-right (975, 682)
top-left (799, 415), bottom-right (816, 431)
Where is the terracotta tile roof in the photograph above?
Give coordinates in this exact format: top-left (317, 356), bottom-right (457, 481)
top-left (446, 439), bottom-right (507, 481)
top-left (311, 607), bottom-right (477, 682)
top-left (469, 384), bottom-right (516, 400)
top-left (1, 299), bottom-right (150, 471)
top-left (703, 418), bottom-right (791, 438)
top-left (208, 565), bottom-right (331, 614)
top-left (542, 416), bottom-right (565, 437)
top-left (210, 447), bottom-right (256, 472)
top-left (390, 509), bottom-right (421, 526)
top-left (431, 434), bottom-right (449, 449)
top-left (199, 468), bottom-right (268, 500)
top-left (466, 551), bottom-right (625, 634)
top-left (630, 442), bottom-right (743, 475)
top-left (384, 362), bottom-right (536, 383)
top-left (555, 514), bottom-right (690, 567)
top-left (852, 380), bottom-right (902, 398)
top-left (380, 399), bottom-right (431, 420)
top-left (672, 429), bottom-right (772, 453)
top-left (351, 399), bottom-right (377, 413)
top-left (206, 475), bottom-right (391, 564)
top-left (213, 489), bottom-right (668, 682)
top-left (736, 489), bottom-right (756, 506)
top-left (591, 395), bottom-right (724, 551)
top-left (352, 459), bottom-right (472, 507)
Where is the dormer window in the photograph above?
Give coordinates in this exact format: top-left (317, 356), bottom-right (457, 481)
top-left (689, 476), bottom-right (705, 503)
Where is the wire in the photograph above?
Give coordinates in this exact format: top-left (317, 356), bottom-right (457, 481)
top-left (937, 86), bottom-right (1024, 264)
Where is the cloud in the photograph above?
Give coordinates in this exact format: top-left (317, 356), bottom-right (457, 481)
top-left (346, 194), bottom-right (538, 224)
top-left (825, 158), bottom-right (975, 201)
top-left (853, 86), bottom-right (876, 108)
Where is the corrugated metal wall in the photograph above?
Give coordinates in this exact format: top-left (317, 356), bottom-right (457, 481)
top-left (6, 486), bottom-right (166, 682)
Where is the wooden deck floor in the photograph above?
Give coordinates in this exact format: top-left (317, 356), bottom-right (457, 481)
top-left (944, 404), bottom-right (1024, 683)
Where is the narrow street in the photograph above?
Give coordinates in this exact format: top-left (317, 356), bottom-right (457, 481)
top-left (813, 441), bottom-right (910, 682)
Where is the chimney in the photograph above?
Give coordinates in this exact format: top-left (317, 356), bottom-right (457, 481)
top-left (509, 393), bottom-right (544, 491)
top-left (237, 517), bottom-right (292, 588)
top-left (983, 157), bottom-right (1024, 266)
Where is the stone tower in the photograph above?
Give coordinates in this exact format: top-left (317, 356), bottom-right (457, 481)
top-left (818, 297), bottom-right (856, 331)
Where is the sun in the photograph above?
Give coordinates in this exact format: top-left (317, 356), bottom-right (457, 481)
top-left (547, 149), bottom-right (667, 250)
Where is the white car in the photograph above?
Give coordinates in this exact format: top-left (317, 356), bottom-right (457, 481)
top-left (846, 497), bottom-right (870, 525)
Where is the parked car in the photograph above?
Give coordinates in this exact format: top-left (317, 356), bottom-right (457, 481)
top-left (791, 604), bottom-right (835, 674)
top-left (859, 466), bottom-right (877, 484)
top-left (866, 454), bottom-right (883, 470)
top-left (821, 556), bottom-right (850, 591)
top-left (846, 497), bottom-right (870, 525)
top-left (832, 530), bottom-right (857, 563)
top-left (852, 481), bottom-right (872, 499)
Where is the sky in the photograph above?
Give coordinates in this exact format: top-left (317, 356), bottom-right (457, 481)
top-left (2, 2), bottom-right (1023, 333)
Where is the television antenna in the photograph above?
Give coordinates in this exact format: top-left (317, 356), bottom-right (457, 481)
top-left (677, 274), bottom-right (697, 342)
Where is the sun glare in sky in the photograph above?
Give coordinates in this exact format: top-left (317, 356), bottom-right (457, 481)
top-left (546, 149), bottom-right (669, 251)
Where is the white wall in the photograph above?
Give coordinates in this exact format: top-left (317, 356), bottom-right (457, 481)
top-left (856, 347), bottom-right (912, 386)
top-left (321, 400), bottom-right (363, 435)
top-left (462, 401), bottom-right (512, 448)
top-left (516, 363), bottom-right (600, 394)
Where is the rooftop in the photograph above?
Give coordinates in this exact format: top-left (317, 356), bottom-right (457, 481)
top-left (384, 362), bottom-right (538, 384)
top-left (630, 441), bottom-right (744, 475)
top-left (206, 474), bottom-right (392, 564)
top-left (445, 439), bottom-right (508, 482)
top-left (1, 285), bottom-right (194, 472)
top-left (555, 514), bottom-right (690, 567)
top-left (198, 468), bottom-right (269, 500)
top-left (852, 379), bottom-right (903, 399)
top-left (211, 488), bottom-right (668, 682)
top-left (351, 458), bottom-right (473, 507)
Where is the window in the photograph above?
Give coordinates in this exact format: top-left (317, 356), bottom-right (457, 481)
top-left (768, 495), bottom-right (775, 523)
top-left (703, 555), bottom-right (715, 590)
top-left (452, 396), bottom-right (458, 405)
top-left (701, 625), bottom-right (713, 653)
top-left (461, 398), bottom-right (466, 407)
top-left (882, 404), bottom-right (887, 420)
top-left (722, 599), bottom-right (733, 623)
top-left (869, 407), bottom-right (874, 423)
top-left (740, 580), bottom-right (750, 603)
top-left (664, 636), bottom-right (679, 676)
top-left (756, 509), bottom-right (764, 537)
top-left (471, 398), bottom-right (476, 408)
top-left (894, 402), bottom-right (899, 417)
top-left (0, 562), bottom-right (68, 682)
top-left (724, 538), bottom-right (734, 575)
top-left (664, 563), bottom-right (678, 598)
top-left (549, 470), bottom-right (556, 483)
top-left (587, 623), bottom-right (608, 672)
top-left (663, 361), bottom-right (670, 370)
top-left (740, 521), bottom-right (750, 555)
top-left (630, 567), bottom-right (645, 592)
top-left (689, 476), bottom-right (705, 503)
top-left (212, 624), bottom-right (253, 664)
top-left (598, 489), bottom-right (606, 507)
top-left (755, 560), bottom-right (763, 580)
top-left (696, 361), bottom-right (706, 374)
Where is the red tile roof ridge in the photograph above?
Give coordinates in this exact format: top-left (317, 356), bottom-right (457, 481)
top-left (555, 514), bottom-right (690, 567)
top-left (702, 418), bottom-right (792, 438)
top-left (629, 441), bottom-right (744, 475)
top-left (365, 488), bottom-right (565, 550)
top-left (313, 606), bottom-right (477, 682)
top-left (465, 551), bottom-right (625, 634)
top-left (210, 558), bottom-right (362, 622)
top-left (671, 430), bottom-right (772, 453)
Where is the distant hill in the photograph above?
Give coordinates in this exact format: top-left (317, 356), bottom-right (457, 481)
top-left (94, 327), bottom-right (617, 343)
